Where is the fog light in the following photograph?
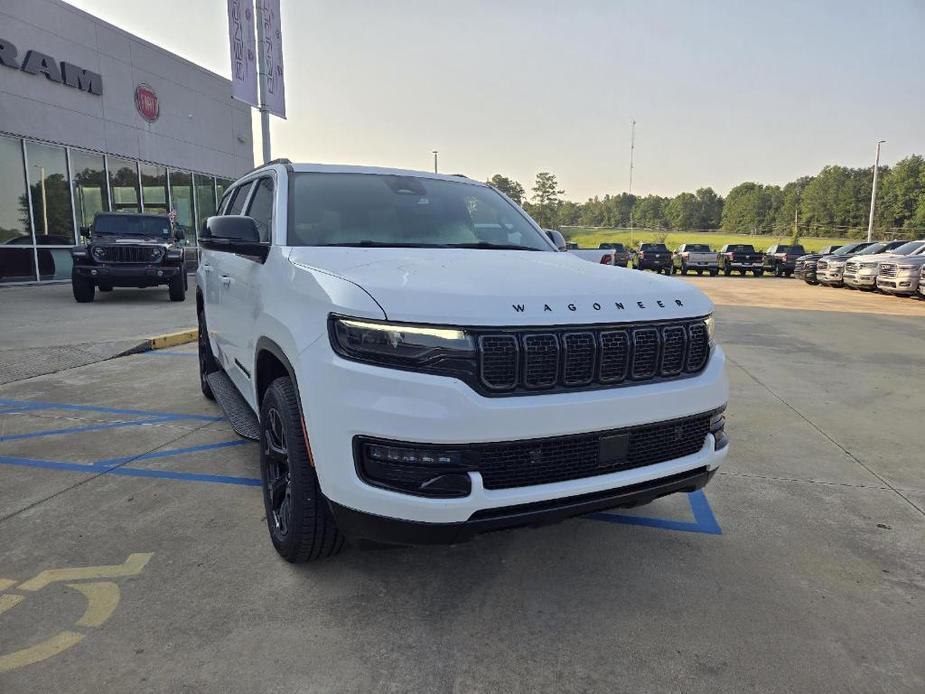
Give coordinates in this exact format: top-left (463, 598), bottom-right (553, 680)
top-left (359, 441), bottom-right (470, 498)
top-left (710, 409), bottom-right (728, 451)
top-left (157, 270), bottom-right (163, 277)
top-left (90, 269), bottom-right (97, 276)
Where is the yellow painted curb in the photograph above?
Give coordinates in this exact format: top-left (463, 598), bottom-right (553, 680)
top-left (147, 329), bottom-right (198, 351)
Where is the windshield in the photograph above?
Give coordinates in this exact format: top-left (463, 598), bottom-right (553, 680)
top-left (890, 240), bottom-right (925, 255)
top-left (288, 173), bottom-right (550, 250)
top-left (854, 243), bottom-right (886, 255)
top-left (94, 215), bottom-right (172, 238)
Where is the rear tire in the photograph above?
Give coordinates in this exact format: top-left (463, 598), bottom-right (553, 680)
top-left (723, 267), bottom-right (731, 276)
top-left (709, 269), bottom-right (718, 277)
top-left (72, 273), bottom-right (95, 303)
top-left (168, 274), bottom-right (186, 302)
top-left (681, 264), bottom-right (688, 275)
top-left (198, 301), bottom-right (218, 401)
top-left (754, 269), bottom-right (764, 277)
top-left (260, 377), bottom-right (345, 563)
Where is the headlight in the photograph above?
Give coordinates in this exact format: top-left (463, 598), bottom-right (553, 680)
top-left (704, 314), bottom-right (716, 345)
top-left (329, 316), bottom-right (476, 374)
top-left (829, 260), bottom-right (846, 268)
top-left (896, 265), bottom-right (916, 272)
top-left (149, 247), bottom-right (164, 261)
top-left (91, 246), bottom-right (106, 260)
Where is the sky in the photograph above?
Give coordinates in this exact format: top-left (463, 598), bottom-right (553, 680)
top-left (69, 0), bottom-right (925, 201)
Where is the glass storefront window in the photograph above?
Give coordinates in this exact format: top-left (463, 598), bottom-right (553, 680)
top-left (216, 177), bottom-right (234, 209)
top-left (0, 248), bottom-right (37, 283)
top-left (140, 163), bottom-right (169, 215)
top-left (109, 157), bottom-right (140, 212)
top-left (37, 248), bottom-right (74, 281)
top-left (25, 141), bottom-right (75, 245)
top-left (194, 174), bottom-right (216, 236)
top-left (169, 170), bottom-right (195, 242)
top-left (0, 136), bottom-right (31, 247)
top-left (70, 149), bottom-right (109, 240)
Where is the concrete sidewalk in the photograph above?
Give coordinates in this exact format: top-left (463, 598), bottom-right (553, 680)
top-left (0, 281), bottom-right (197, 384)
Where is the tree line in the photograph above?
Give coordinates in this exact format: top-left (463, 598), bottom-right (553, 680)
top-left (488, 154), bottom-right (925, 239)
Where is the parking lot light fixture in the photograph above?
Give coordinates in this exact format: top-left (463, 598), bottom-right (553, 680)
top-left (867, 140), bottom-right (886, 242)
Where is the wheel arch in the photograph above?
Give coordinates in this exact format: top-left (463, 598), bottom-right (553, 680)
top-left (255, 337), bottom-right (300, 413)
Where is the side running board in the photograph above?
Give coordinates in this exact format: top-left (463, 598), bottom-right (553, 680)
top-left (206, 371), bottom-right (260, 441)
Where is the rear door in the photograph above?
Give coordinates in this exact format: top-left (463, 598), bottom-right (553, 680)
top-left (221, 176), bottom-right (275, 397)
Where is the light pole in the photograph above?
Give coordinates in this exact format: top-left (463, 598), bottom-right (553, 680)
top-left (866, 139), bottom-right (885, 242)
top-left (432, 150), bottom-right (438, 174)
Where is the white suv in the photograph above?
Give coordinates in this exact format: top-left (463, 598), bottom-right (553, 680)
top-left (196, 161), bottom-right (729, 562)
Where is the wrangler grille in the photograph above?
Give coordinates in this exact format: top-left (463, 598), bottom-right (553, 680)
top-left (93, 245), bottom-right (162, 263)
top-left (474, 411), bottom-right (713, 489)
top-left (477, 319), bottom-right (710, 394)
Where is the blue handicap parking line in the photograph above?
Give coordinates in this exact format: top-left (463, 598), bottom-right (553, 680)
top-left (585, 488), bottom-right (721, 535)
top-left (0, 398), bottom-right (222, 422)
top-left (0, 416), bottom-right (177, 442)
top-left (0, 440), bottom-right (258, 487)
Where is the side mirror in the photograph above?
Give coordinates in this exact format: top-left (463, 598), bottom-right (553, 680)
top-left (544, 229), bottom-right (567, 251)
top-left (199, 216), bottom-right (268, 262)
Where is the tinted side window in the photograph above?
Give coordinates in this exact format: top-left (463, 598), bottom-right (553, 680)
top-left (225, 184), bottom-right (252, 215)
top-left (246, 178), bottom-right (274, 243)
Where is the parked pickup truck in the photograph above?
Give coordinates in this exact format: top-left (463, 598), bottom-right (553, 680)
top-left (763, 244), bottom-right (806, 277)
top-left (598, 243), bottom-right (633, 267)
top-left (635, 243), bottom-right (673, 274)
top-left (817, 240), bottom-right (907, 287)
top-left (672, 244), bottom-right (719, 276)
top-left (196, 161), bottom-right (729, 561)
top-left (876, 244), bottom-right (925, 296)
top-left (568, 247), bottom-right (616, 265)
top-left (794, 243), bottom-right (868, 285)
top-left (718, 244), bottom-right (764, 276)
top-left (844, 240), bottom-right (925, 290)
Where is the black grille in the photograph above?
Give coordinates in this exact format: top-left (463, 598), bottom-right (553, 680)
top-left (479, 335), bottom-right (517, 390)
top-left (94, 245), bottom-right (161, 263)
top-left (473, 412), bottom-right (712, 489)
top-left (563, 332), bottom-right (595, 386)
top-left (523, 334), bottom-right (558, 388)
top-left (477, 318), bottom-right (710, 394)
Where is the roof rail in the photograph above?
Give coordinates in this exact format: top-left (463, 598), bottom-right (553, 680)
top-left (238, 158), bottom-right (293, 177)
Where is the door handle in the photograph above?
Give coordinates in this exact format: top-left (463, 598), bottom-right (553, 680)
top-left (220, 275), bottom-right (233, 286)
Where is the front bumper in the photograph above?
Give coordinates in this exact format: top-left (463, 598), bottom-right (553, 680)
top-left (843, 272), bottom-right (877, 288)
top-left (300, 338), bottom-right (729, 525)
top-left (73, 262), bottom-right (181, 285)
top-left (817, 268), bottom-right (845, 285)
top-left (330, 466), bottom-right (717, 545)
top-left (877, 274), bottom-right (921, 294)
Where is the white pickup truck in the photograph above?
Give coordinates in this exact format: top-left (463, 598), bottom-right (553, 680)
top-left (672, 244), bottom-right (719, 276)
top-left (197, 161), bottom-right (729, 562)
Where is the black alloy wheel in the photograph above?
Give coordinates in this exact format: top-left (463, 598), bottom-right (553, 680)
top-left (263, 407), bottom-right (292, 539)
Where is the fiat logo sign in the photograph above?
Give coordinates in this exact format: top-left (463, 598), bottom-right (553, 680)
top-left (134, 83), bottom-right (159, 122)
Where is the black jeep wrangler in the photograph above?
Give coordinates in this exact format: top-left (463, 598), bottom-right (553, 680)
top-left (70, 212), bottom-right (188, 303)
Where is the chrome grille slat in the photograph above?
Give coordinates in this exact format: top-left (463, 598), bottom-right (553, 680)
top-left (879, 264), bottom-right (897, 278)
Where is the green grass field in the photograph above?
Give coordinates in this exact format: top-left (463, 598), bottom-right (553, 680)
top-left (561, 227), bottom-right (853, 253)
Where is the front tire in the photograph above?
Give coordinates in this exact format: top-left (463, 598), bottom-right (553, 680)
top-left (754, 269), bottom-right (764, 277)
top-left (260, 377), bottom-right (345, 562)
top-left (72, 273), bottom-right (95, 303)
top-left (198, 302), bottom-right (218, 400)
top-left (168, 274), bottom-right (186, 302)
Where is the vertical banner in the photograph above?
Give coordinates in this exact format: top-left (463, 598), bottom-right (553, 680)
top-left (227, 0), bottom-right (258, 107)
top-left (260, 0), bottom-right (286, 119)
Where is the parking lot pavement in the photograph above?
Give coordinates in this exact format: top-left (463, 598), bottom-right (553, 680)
top-left (1, 310), bottom-right (923, 692)
top-left (683, 274), bottom-right (925, 317)
top-left (0, 280), bottom-right (198, 385)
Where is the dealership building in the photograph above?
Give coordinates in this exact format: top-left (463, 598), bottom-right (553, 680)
top-left (0, 0), bottom-right (254, 284)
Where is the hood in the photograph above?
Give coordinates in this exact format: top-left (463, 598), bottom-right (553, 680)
top-left (882, 254), bottom-right (925, 266)
top-left (289, 248), bottom-right (713, 326)
top-left (91, 236), bottom-right (169, 246)
top-left (797, 253), bottom-right (823, 261)
top-left (849, 252), bottom-right (903, 263)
